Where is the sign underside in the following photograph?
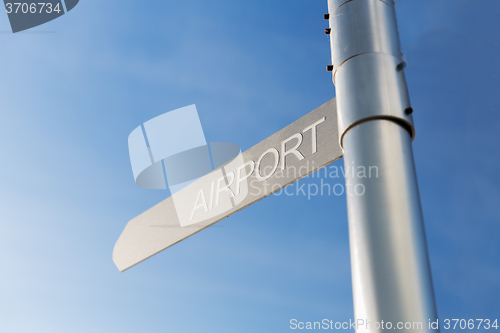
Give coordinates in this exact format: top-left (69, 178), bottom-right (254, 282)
top-left (113, 98), bottom-right (342, 271)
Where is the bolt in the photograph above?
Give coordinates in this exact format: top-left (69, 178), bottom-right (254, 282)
top-left (325, 28), bottom-right (331, 35)
top-left (396, 62), bottom-right (407, 71)
top-left (327, 65), bottom-right (334, 72)
top-left (324, 13), bottom-right (330, 20)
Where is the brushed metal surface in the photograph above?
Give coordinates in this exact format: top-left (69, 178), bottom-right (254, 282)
top-left (335, 53), bottom-right (414, 147)
top-left (343, 120), bottom-right (438, 332)
top-left (327, 0), bottom-right (414, 148)
top-left (113, 99), bottom-right (342, 272)
top-left (328, 0), bottom-right (402, 72)
top-left (326, 0), bottom-right (439, 330)
top-left (327, 0), bottom-right (352, 13)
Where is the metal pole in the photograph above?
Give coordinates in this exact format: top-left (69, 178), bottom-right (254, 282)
top-left (326, 0), bottom-right (438, 331)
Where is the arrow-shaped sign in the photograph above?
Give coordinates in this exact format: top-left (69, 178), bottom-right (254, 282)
top-left (113, 98), bottom-right (342, 271)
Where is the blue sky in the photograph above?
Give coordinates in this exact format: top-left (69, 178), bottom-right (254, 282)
top-left (0, 0), bottom-right (499, 332)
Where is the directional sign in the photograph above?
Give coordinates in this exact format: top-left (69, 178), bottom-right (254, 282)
top-left (113, 98), bottom-right (342, 271)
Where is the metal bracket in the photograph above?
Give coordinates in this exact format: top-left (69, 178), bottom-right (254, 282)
top-left (327, 0), bottom-right (414, 148)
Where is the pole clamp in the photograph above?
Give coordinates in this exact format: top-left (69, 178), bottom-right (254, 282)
top-left (326, 0), bottom-right (415, 148)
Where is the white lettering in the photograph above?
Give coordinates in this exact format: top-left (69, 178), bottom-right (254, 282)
top-left (281, 133), bottom-right (305, 170)
top-left (235, 160), bottom-right (255, 195)
top-left (256, 148), bottom-right (279, 180)
top-left (215, 172), bottom-right (235, 206)
top-left (208, 181), bottom-right (215, 210)
top-left (303, 117), bottom-right (325, 154)
top-left (190, 189), bottom-right (208, 220)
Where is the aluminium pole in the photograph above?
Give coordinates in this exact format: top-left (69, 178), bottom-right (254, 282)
top-left (326, 0), bottom-right (438, 332)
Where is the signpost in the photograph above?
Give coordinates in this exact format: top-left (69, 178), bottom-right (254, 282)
top-left (114, 99), bottom-right (342, 272)
top-left (115, 1), bottom-right (439, 331)
top-left (327, 0), bottom-right (438, 331)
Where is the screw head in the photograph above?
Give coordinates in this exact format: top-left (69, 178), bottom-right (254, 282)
top-left (396, 62), bottom-right (407, 71)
